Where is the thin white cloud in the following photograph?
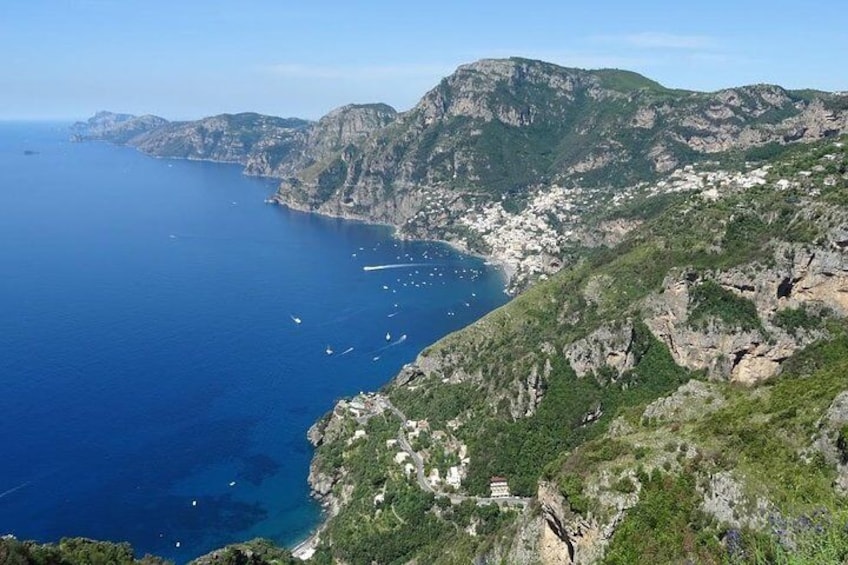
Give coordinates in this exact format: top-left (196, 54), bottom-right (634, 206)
top-left (259, 63), bottom-right (455, 80)
top-left (595, 32), bottom-right (718, 50)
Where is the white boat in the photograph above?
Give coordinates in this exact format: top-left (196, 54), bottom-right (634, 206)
top-left (291, 315), bottom-right (302, 325)
top-left (385, 332), bottom-right (391, 341)
top-left (325, 345), bottom-right (333, 355)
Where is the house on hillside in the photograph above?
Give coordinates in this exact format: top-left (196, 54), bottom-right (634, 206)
top-left (489, 476), bottom-right (510, 498)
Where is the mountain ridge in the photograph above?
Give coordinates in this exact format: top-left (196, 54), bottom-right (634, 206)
top-left (59, 59), bottom-right (848, 563)
top-left (73, 57), bottom-right (848, 290)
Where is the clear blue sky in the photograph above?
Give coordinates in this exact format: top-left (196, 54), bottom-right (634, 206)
top-left (2, 0), bottom-right (845, 120)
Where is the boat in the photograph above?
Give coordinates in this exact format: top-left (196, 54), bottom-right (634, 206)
top-left (325, 345), bottom-right (333, 355)
top-left (385, 332), bottom-right (391, 341)
top-left (291, 315), bottom-right (302, 325)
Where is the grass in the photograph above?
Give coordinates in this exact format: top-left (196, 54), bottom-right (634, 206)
top-left (604, 471), bottom-right (722, 564)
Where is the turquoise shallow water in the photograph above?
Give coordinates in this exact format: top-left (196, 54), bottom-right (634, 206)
top-left (0, 122), bottom-right (509, 562)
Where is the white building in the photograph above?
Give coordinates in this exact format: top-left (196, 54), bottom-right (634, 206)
top-left (489, 476), bottom-right (510, 498)
top-left (446, 466), bottom-right (462, 488)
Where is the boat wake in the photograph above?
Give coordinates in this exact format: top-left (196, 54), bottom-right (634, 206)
top-left (0, 481), bottom-right (30, 500)
top-left (391, 334), bottom-right (407, 346)
top-left (363, 263), bottom-right (430, 271)
top-left (374, 334), bottom-right (408, 353)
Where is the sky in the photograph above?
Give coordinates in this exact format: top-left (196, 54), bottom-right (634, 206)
top-left (2, 0), bottom-right (846, 120)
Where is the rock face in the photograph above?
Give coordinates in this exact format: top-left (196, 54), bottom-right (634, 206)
top-left (71, 104), bottom-right (397, 180)
top-left (536, 481), bottom-right (621, 565)
top-left (74, 61), bottom-right (848, 291)
top-left (71, 111), bottom-right (168, 144)
top-left (813, 390), bottom-right (848, 494)
top-left (564, 322), bottom-right (637, 379)
top-left (275, 58), bottom-right (848, 239)
top-left (643, 240), bottom-right (847, 384)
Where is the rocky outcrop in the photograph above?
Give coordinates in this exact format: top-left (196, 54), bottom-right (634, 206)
top-left (189, 539), bottom-right (297, 565)
top-left (536, 481), bottom-right (622, 565)
top-left (509, 360), bottom-right (549, 418)
top-left (641, 380), bottom-right (726, 423)
top-left (812, 390), bottom-right (848, 494)
top-left (564, 322), bottom-right (637, 380)
top-left (71, 111), bottom-right (168, 144)
top-left (643, 237), bottom-right (847, 384)
top-left (699, 471), bottom-right (773, 530)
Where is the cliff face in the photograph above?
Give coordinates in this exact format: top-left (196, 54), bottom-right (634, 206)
top-left (275, 59), bottom-right (848, 238)
top-left (70, 110), bottom-right (168, 144)
top-left (303, 136), bottom-right (848, 564)
top-left (71, 105), bottom-right (397, 180)
top-left (74, 60), bottom-right (848, 291)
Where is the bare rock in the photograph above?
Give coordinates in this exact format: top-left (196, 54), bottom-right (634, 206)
top-left (642, 380), bottom-right (725, 423)
top-left (564, 322), bottom-right (637, 379)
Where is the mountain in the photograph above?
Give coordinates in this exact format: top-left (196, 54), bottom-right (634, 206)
top-left (70, 110), bottom-right (169, 144)
top-left (70, 104), bottom-right (397, 178)
top-left (274, 59), bottom-right (848, 259)
top-left (60, 59), bottom-right (848, 564)
top-left (74, 59), bottom-right (848, 290)
top-left (300, 134), bottom-right (848, 564)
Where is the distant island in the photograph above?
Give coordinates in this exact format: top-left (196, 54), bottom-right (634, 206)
top-left (54, 57), bottom-right (848, 564)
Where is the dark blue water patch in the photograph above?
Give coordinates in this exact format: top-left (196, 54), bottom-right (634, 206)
top-left (0, 122), bottom-right (511, 563)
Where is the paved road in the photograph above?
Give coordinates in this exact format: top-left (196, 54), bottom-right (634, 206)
top-left (377, 396), bottom-right (531, 508)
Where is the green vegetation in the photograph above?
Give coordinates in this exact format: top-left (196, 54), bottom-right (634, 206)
top-left (773, 305), bottom-right (830, 336)
top-left (190, 539), bottom-right (299, 565)
top-left (463, 325), bottom-right (692, 496)
top-left (689, 279), bottom-right (763, 332)
top-left (0, 537), bottom-right (169, 565)
top-left (697, 335), bottom-right (848, 512)
top-left (729, 511), bottom-right (848, 565)
top-left (604, 471), bottom-right (721, 564)
top-left (71, 89), bottom-right (848, 563)
top-left (593, 68), bottom-right (674, 94)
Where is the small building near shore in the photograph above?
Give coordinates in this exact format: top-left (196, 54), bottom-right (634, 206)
top-left (489, 476), bottom-right (510, 498)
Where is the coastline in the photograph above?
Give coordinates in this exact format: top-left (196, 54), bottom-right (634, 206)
top-left (74, 136), bottom-right (515, 291)
top-left (269, 193), bottom-right (515, 292)
top-left (290, 526), bottom-right (323, 561)
top-left (70, 138), bottom-right (514, 560)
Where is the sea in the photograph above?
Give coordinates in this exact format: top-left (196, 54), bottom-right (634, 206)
top-left (0, 122), bottom-right (510, 563)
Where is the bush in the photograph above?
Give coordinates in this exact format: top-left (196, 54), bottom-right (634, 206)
top-left (689, 280), bottom-right (762, 332)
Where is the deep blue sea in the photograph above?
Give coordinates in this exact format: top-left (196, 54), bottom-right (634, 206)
top-left (0, 122), bottom-right (509, 563)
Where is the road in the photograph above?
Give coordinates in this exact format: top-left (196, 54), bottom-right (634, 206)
top-left (377, 396), bottom-right (531, 508)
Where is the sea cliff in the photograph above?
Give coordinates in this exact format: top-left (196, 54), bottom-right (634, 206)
top-left (65, 58), bottom-right (848, 563)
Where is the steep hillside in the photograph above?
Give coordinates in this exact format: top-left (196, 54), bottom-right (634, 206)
top-left (70, 104), bottom-right (397, 178)
top-left (60, 61), bottom-right (848, 564)
top-left (70, 111), bottom-right (169, 144)
top-left (301, 136), bottom-right (848, 564)
top-left (73, 59), bottom-right (848, 290)
top-left (274, 58), bottom-right (848, 288)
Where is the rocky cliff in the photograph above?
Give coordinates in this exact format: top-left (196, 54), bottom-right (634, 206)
top-left (71, 104), bottom-right (396, 179)
top-left (63, 61), bottom-right (848, 564)
top-left (74, 59), bottom-right (848, 291)
top-left (273, 58), bottom-right (848, 276)
top-left (301, 136), bottom-right (848, 564)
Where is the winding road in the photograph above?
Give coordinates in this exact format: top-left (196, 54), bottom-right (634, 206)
top-left (378, 396), bottom-right (531, 507)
